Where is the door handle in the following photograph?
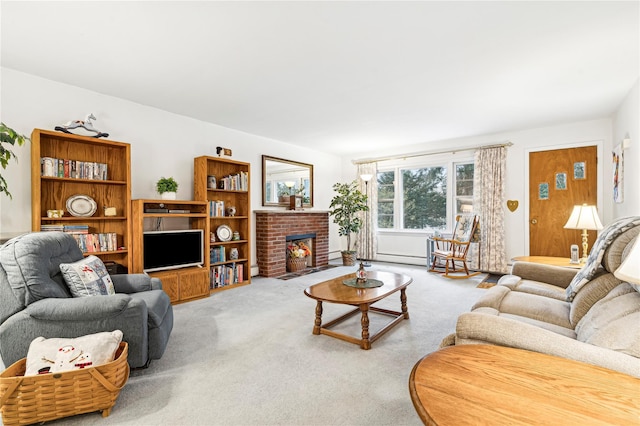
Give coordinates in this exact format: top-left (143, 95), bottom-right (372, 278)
top-left (531, 219), bottom-right (538, 225)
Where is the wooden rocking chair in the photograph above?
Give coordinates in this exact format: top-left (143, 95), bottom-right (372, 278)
top-left (429, 214), bottom-right (480, 279)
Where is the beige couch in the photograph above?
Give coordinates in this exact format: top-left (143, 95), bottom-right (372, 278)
top-left (442, 217), bottom-right (640, 378)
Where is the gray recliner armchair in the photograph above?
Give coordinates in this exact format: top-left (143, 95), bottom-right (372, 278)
top-left (0, 232), bottom-right (173, 368)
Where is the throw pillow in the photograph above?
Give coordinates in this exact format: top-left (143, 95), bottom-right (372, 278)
top-left (24, 330), bottom-right (123, 376)
top-left (59, 255), bottom-right (115, 297)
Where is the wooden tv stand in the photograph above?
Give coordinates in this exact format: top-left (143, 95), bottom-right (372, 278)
top-left (131, 199), bottom-right (210, 304)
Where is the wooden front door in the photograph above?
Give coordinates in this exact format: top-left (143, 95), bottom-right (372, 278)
top-left (529, 146), bottom-right (597, 257)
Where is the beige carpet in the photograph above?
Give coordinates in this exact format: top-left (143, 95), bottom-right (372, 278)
top-left (35, 261), bottom-right (487, 426)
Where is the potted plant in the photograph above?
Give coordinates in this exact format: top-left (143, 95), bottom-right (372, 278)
top-left (277, 185), bottom-right (290, 203)
top-left (0, 123), bottom-right (30, 199)
top-left (329, 180), bottom-right (369, 266)
top-left (156, 177), bottom-right (179, 200)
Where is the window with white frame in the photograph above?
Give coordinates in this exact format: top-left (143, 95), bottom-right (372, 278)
top-left (455, 163), bottom-right (474, 215)
top-left (376, 158), bottom-right (474, 232)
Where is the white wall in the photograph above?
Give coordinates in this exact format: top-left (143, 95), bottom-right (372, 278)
top-left (345, 118), bottom-right (620, 265)
top-left (0, 68), bottom-right (344, 273)
top-left (2, 68), bottom-right (636, 270)
top-left (612, 79), bottom-right (640, 218)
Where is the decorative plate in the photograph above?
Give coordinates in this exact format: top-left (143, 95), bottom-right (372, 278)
top-left (216, 225), bottom-right (233, 242)
top-left (66, 194), bottom-right (97, 217)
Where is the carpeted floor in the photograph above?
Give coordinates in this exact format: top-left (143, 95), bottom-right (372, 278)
top-left (34, 261), bottom-right (487, 426)
top-left (276, 264), bottom-right (337, 280)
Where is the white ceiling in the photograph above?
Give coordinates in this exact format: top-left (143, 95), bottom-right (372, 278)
top-left (2, 1), bottom-right (638, 156)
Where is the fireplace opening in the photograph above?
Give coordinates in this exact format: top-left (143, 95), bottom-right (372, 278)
top-left (286, 233), bottom-right (316, 269)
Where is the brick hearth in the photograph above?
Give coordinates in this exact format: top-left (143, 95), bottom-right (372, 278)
top-left (255, 211), bottom-right (329, 277)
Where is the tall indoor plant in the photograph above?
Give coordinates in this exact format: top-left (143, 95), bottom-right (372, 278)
top-left (329, 180), bottom-right (369, 266)
top-left (0, 123), bottom-right (29, 198)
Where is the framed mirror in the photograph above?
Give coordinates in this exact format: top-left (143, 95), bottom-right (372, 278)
top-left (262, 155), bottom-right (313, 207)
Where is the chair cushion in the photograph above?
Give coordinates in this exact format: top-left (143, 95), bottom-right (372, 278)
top-left (60, 255), bottom-right (116, 297)
top-left (24, 330), bottom-right (123, 376)
top-left (498, 274), bottom-right (566, 300)
top-left (602, 226), bottom-right (640, 273)
top-left (0, 232), bottom-right (81, 306)
top-left (576, 283), bottom-right (640, 358)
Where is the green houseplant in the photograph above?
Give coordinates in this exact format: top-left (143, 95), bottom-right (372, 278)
top-left (0, 123), bottom-right (30, 198)
top-left (156, 177), bottom-right (179, 200)
top-left (329, 180), bottom-right (369, 266)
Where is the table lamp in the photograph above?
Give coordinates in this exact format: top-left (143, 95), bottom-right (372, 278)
top-left (614, 237), bottom-right (640, 285)
top-left (563, 204), bottom-right (603, 262)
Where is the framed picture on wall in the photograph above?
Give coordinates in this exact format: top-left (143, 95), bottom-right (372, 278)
top-left (613, 143), bottom-right (624, 203)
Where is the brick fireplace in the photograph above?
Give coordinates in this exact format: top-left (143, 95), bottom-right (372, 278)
top-left (255, 211), bottom-right (329, 277)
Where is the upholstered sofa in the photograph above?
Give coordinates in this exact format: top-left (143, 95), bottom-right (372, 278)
top-left (442, 216), bottom-right (640, 378)
top-left (0, 232), bottom-right (173, 368)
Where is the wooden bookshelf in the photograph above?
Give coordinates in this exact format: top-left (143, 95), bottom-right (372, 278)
top-left (130, 199), bottom-right (210, 304)
top-left (194, 156), bottom-right (251, 293)
top-left (31, 129), bottom-right (132, 271)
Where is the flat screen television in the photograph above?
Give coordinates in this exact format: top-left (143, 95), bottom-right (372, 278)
top-left (143, 229), bottom-right (204, 272)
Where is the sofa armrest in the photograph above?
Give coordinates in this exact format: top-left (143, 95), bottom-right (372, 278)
top-left (455, 312), bottom-right (640, 377)
top-left (510, 262), bottom-right (578, 289)
top-left (1, 295), bottom-right (149, 368)
top-left (111, 273), bottom-right (154, 293)
top-left (25, 294), bottom-right (136, 320)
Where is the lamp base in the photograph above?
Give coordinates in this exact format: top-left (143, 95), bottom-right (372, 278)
top-left (581, 229), bottom-right (590, 263)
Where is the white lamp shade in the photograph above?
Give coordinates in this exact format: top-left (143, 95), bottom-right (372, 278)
top-left (563, 205), bottom-right (603, 230)
top-left (360, 174), bottom-right (373, 182)
top-left (614, 238), bottom-right (640, 285)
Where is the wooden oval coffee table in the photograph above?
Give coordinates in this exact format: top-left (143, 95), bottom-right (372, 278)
top-left (409, 345), bottom-right (640, 425)
top-left (304, 271), bottom-right (412, 349)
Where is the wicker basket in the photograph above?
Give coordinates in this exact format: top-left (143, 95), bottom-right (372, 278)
top-left (287, 257), bottom-right (307, 272)
top-left (0, 342), bottom-right (129, 425)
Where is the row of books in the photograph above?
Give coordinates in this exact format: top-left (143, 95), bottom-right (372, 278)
top-left (210, 263), bottom-right (244, 289)
top-left (218, 171), bottom-right (248, 191)
top-left (41, 157), bottom-right (109, 180)
top-left (70, 233), bottom-right (119, 253)
top-left (210, 245), bottom-right (226, 263)
top-left (41, 224), bottom-right (89, 233)
top-left (209, 200), bottom-right (226, 217)
top-left (41, 225), bottom-right (118, 253)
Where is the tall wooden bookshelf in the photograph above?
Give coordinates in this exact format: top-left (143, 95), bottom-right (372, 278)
top-left (130, 199), bottom-right (210, 304)
top-left (31, 129), bottom-right (132, 271)
top-left (194, 156), bottom-right (251, 292)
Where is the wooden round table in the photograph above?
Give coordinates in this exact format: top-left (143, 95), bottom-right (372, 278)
top-left (409, 345), bottom-right (640, 425)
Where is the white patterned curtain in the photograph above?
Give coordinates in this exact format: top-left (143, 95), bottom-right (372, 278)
top-left (473, 146), bottom-right (508, 273)
top-left (356, 162), bottom-right (377, 260)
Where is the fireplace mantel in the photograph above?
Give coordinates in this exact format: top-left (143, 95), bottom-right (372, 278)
top-left (253, 210), bottom-right (331, 214)
top-left (255, 210), bottom-right (329, 277)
